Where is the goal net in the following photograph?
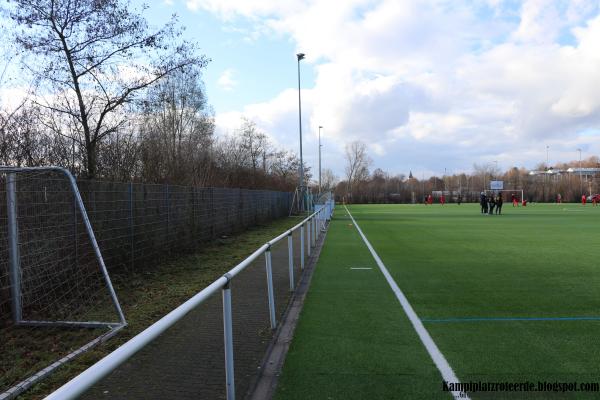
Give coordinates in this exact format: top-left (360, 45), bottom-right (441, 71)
top-left (0, 167), bottom-right (126, 397)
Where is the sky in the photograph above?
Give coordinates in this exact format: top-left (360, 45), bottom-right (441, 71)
top-left (6, 0), bottom-right (600, 180)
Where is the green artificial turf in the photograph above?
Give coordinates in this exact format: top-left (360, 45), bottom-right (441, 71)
top-left (276, 203), bottom-right (600, 399)
top-left (275, 208), bottom-right (449, 400)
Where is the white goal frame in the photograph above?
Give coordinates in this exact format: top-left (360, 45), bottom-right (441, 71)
top-left (1, 166), bottom-right (127, 400)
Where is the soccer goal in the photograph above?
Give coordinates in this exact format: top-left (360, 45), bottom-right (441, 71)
top-left (0, 166), bottom-right (126, 398)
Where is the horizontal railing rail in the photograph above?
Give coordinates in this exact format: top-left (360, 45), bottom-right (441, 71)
top-left (45, 198), bottom-right (335, 400)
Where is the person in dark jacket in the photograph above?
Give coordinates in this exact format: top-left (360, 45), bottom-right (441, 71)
top-left (496, 193), bottom-right (503, 214)
top-left (488, 194), bottom-right (496, 215)
top-left (480, 192), bottom-right (487, 214)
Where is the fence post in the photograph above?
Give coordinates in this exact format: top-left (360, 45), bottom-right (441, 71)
top-left (300, 224), bottom-right (305, 269)
top-left (312, 217), bottom-right (316, 247)
top-left (7, 173), bottom-right (22, 323)
top-left (288, 233), bottom-right (294, 291)
top-left (222, 280), bottom-right (235, 400)
top-left (265, 247), bottom-right (277, 329)
top-left (129, 182), bottom-right (134, 271)
top-left (165, 184), bottom-right (170, 244)
top-left (307, 219), bottom-right (311, 257)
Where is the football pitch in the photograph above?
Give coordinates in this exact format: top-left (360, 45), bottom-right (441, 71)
top-left (275, 203), bottom-right (600, 399)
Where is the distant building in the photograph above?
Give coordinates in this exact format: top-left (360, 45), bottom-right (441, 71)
top-left (566, 167), bottom-right (600, 179)
top-left (528, 167), bottom-right (600, 177)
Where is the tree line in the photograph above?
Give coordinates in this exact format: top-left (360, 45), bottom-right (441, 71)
top-left (0, 0), bottom-right (309, 191)
top-left (337, 141), bottom-right (600, 203)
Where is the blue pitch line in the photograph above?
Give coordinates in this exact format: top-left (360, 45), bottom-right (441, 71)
top-left (421, 316), bottom-right (600, 323)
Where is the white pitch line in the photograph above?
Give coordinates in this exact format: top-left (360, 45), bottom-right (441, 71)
top-left (344, 205), bottom-right (468, 400)
top-left (350, 267), bottom-right (372, 270)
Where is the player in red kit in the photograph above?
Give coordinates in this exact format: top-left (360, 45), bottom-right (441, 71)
top-left (440, 194), bottom-right (445, 205)
top-left (582, 194), bottom-right (587, 206)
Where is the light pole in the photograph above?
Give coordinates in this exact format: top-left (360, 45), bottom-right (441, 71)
top-left (318, 125), bottom-right (323, 194)
top-left (296, 53), bottom-right (305, 211)
top-left (577, 148), bottom-right (582, 195)
top-left (546, 145), bottom-right (549, 167)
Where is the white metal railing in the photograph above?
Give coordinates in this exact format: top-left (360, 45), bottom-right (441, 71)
top-left (45, 198), bottom-right (335, 400)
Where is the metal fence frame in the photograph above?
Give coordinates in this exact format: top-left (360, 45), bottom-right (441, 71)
top-left (46, 198), bottom-right (335, 400)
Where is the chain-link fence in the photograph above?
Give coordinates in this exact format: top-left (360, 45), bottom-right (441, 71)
top-left (76, 182), bottom-right (292, 274)
top-left (47, 200), bottom-right (335, 400)
top-left (0, 167), bottom-right (292, 399)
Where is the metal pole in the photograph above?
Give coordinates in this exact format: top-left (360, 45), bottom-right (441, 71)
top-left (264, 248), bottom-right (276, 329)
top-left (307, 219), bottom-right (311, 257)
top-left (222, 283), bottom-right (235, 400)
top-left (312, 217), bottom-right (316, 247)
top-left (288, 234), bottom-right (294, 291)
top-left (300, 224), bottom-right (305, 269)
top-left (318, 126), bottom-right (322, 194)
top-left (7, 173), bottom-right (22, 323)
top-left (165, 184), bottom-right (170, 242)
top-left (129, 182), bottom-right (134, 271)
top-left (297, 53), bottom-right (305, 212)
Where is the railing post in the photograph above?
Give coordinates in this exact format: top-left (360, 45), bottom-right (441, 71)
top-left (307, 219), bottom-right (311, 256)
top-left (7, 173), bottom-right (22, 323)
top-left (288, 233), bottom-right (294, 291)
top-left (312, 216), bottom-right (316, 246)
top-left (316, 211), bottom-right (320, 239)
top-left (222, 281), bottom-right (235, 400)
top-left (317, 214), bottom-right (319, 238)
top-left (300, 224), bottom-right (305, 269)
top-left (265, 247), bottom-right (277, 329)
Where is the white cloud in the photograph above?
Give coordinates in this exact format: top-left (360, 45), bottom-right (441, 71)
top-left (189, 0), bottom-right (600, 175)
top-left (217, 68), bottom-right (237, 91)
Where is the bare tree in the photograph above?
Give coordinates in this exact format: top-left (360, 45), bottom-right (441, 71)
top-left (138, 66), bottom-right (214, 184)
top-left (320, 168), bottom-right (338, 192)
top-left (7, 0), bottom-right (209, 178)
top-left (344, 140), bottom-right (371, 198)
top-left (238, 119), bottom-right (268, 175)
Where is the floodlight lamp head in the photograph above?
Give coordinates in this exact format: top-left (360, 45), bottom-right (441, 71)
top-left (297, 53), bottom-right (305, 61)
top-left (319, 125), bottom-right (323, 129)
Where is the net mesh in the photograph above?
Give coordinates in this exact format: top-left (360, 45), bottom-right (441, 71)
top-left (0, 169), bottom-right (121, 325)
top-left (0, 169), bottom-right (123, 395)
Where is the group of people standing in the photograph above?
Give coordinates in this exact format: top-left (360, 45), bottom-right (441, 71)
top-left (480, 192), bottom-right (503, 215)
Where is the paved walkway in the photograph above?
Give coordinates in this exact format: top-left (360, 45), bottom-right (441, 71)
top-left (82, 227), bottom-right (323, 400)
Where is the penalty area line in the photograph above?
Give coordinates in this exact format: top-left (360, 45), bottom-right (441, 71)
top-left (343, 205), bottom-right (468, 400)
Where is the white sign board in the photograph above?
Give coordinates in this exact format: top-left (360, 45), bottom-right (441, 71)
top-left (490, 180), bottom-right (504, 190)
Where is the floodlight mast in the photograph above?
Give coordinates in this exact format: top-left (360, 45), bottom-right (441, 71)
top-left (297, 53), bottom-right (305, 211)
top-left (318, 125), bottom-right (323, 194)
